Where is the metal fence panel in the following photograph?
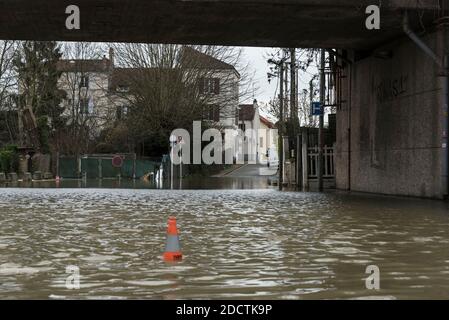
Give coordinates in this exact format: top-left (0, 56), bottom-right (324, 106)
top-left (59, 155), bottom-right (160, 179)
top-left (59, 157), bottom-right (78, 178)
top-left (81, 158), bottom-right (100, 179)
top-left (135, 160), bottom-right (156, 178)
top-left (122, 159), bottom-right (134, 178)
top-left (101, 158), bottom-right (120, 178)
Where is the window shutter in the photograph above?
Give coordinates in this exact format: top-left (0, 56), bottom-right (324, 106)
top-left (214, 105), bottom-right (220, 122)
top-left (209, 107), bottom-right (214, 121)
top-left (198, 78), bottom-right (205, 94)
top-left (214, 78), bottom-right (220, 94)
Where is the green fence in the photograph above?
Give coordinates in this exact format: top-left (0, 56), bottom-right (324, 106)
top-left (58, 155), bottom-right (160, 179)
top-left (59, 156), bottom-right (78, 178)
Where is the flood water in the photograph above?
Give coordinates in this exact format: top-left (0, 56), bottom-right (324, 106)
top-left (1, 182), bottom-right (449, 299)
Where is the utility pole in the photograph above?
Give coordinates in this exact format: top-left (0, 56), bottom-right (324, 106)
top-left (268, 54), bottom-right (288, 191)
top-left (284, 62), bottom-right (289, 117)
top-left (290, 48), bottom-right (297, 122)
top-left (279, 61), bottom-right (284, 191)
top-left (290, 48), bottom-right (299, 189)
top-left (318, 49), bottom-right (326, 192)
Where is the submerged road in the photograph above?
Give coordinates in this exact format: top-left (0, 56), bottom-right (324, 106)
top-left (0, 187), bottom-right (449, 299)
top-left (223, 164), bottom-right (277, 178)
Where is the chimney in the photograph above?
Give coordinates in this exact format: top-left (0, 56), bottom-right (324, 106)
top-left (109, 47), bottom-right (115, 68)
top-left (253, 99), bottom-right (259, 110)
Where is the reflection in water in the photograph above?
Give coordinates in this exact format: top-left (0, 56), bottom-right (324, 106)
top-left (0, 176), bottom-right (271, 190)
top-left (0, 186), bottom-right (449, 299)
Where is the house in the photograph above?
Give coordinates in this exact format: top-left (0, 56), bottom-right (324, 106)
top-left (237, 100), bottom-right (276, 164)
top-left (259, 114), bottom-right (276, 164)
top-left (56, 51), bottom-right (114, 135)
top-left (55, 47), bottom-right (241, 136)
top-left (181, 47), bottom-right (240, 131)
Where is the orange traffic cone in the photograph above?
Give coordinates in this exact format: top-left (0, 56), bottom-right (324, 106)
top-left (163, 217), bottom-right (182, 262)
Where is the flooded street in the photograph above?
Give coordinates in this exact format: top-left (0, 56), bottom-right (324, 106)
top-left (1, 185), bottom-right (449, 300)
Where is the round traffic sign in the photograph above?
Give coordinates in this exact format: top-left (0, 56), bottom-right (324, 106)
top-left (112, 155), bottom-right (124, 168)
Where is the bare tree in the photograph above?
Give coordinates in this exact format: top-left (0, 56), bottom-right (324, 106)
top-left (104, 43), bottom-right (254, 156)
top-left (56, 42), bottom-right (105, 155)
top-left (0, 40), bottom-right (19, 144)
top-left (264, 48), bottom-right (321, 128)
top-left (0, 41), bottom-right (17, 107)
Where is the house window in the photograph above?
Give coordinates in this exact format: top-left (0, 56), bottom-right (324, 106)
top-left (79, 98), bottom-right (89, 114)
top-left (203, 105), bottom-right (220, 122)
top-left (260, 137), bottom-right (264, 148)
top-left (116, 106), bottom-right (128, 120)
top-left (199, 78), bottom-right (220, 95)
top-left (239, 123), bottom-right (246, 141)
top-left (79, 75), bottom-right (89, 88)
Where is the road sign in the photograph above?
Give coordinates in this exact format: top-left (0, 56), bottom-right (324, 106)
top-left (112, 155), bottom-right (124, 168)
top-left (311, 102), bottom-right (323, 116)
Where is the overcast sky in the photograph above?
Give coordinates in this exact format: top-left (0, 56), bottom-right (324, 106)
top-left (241, 47), bottom-right (276, 104)
top-left (241, 47), bottom-right (316, 107)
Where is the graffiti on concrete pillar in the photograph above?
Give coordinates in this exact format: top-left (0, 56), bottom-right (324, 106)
top-left (375, 75), bottom-right (409, 103)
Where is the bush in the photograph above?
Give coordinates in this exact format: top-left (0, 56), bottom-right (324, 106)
top-left (0, 150), bottom-right (13, 173)
top-left (37, 116), bottom-right (50, 153)
top-left (0, 145), bottom-right (19, 173)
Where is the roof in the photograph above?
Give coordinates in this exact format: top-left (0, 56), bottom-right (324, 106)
top-left (180, 47), bottom-right (238, 75)
top-left (239, 104), bottom-right (256, 122)
top-left (259, 115), bottom-right (274, 129)
top-left (110, 68), bottom-right (141, 89)
top-left (57, 47), bottom-right (237, 77)
top-left (56, 58), bottom-right (112, 73)
top-left (110, 68), bottom-right (182, 90)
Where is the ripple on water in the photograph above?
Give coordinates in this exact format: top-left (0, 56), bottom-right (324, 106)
top-left (1, 188), bottom-right (449, 299)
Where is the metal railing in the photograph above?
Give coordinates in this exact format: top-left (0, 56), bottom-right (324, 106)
top-left (307, 146), bottom-right (335, 179)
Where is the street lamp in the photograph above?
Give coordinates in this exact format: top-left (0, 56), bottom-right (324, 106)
top-left (169, 134), bottom-right (177, 190)
top-left (178, 136), bottom-right (185, 190)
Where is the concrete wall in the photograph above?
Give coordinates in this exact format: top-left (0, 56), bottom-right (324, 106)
top-left (336, 30), bottom-right (445, 198)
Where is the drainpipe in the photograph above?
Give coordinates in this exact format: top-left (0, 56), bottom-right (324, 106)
top-left (403, 11), bottom-right (448, 198)
top-left (403, 12), bottom-right (442, 67)
top-left (443, 55), bottom-right (449, 198)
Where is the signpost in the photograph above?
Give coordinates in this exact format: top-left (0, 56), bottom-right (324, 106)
top-left (311, 102), bottom-right (323, 116)
top-left (178, 136), bottom-right (185, 190)
top-left (169, 135), bottom-right (177, 190)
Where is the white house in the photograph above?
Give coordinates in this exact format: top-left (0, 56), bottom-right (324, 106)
top-left (237, 100), bottom-right (276, 164)
top-left (56, 52), bottom-right (114, 136)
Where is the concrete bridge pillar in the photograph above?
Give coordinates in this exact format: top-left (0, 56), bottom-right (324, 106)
top-left (335, 16), bottom-right (449, 199)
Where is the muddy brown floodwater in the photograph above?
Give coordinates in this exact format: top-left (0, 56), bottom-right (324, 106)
top-left (1, 184), bottom-right (449, 299)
